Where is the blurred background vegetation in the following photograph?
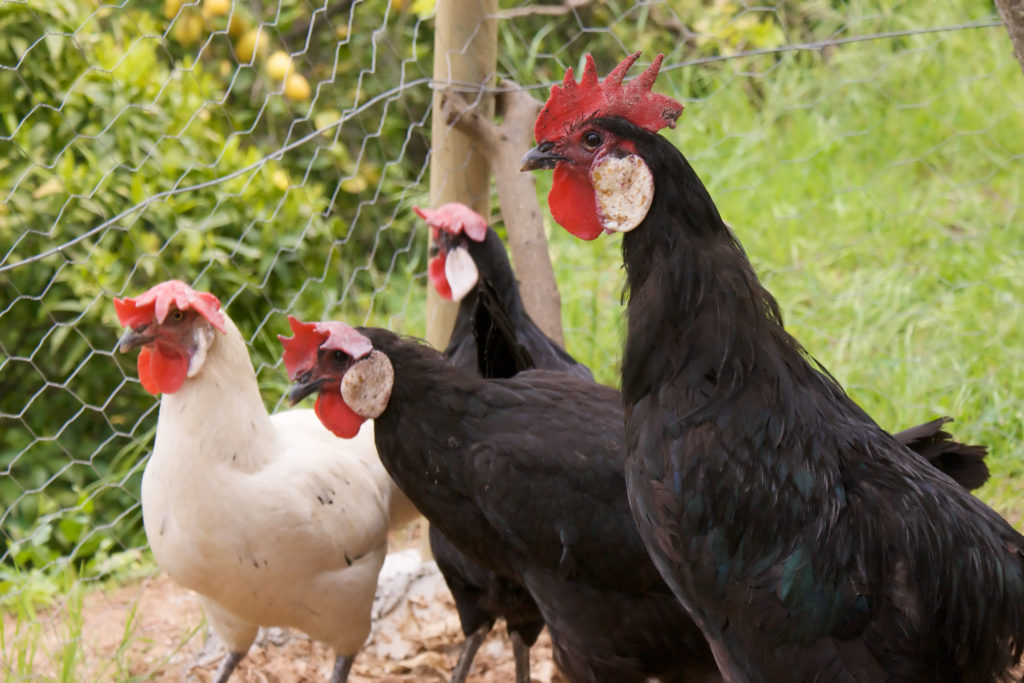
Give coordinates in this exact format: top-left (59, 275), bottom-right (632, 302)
top-left (0, 0), bottom-right (1021, 615)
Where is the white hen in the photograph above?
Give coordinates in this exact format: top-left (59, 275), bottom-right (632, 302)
top-left (115, 280), bottom-right (419, 683)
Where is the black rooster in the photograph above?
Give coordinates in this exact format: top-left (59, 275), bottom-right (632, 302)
top-left (522, 51), bottom-right (1022, 680)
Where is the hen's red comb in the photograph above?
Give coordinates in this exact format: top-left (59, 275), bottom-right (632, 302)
top-left (414, 203), bottom-right (488, 243)
top-left (278, 316), bottom-right (373, 380)
top-left (114, 280), bottom-right (226, 333)
top-left (534, 52), bottom-right (683, 143)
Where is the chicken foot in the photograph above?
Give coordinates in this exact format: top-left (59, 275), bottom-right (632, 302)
top-left (448, 622), bottom-right (491, 683)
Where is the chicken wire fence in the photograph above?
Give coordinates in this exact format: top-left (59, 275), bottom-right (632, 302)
top-left (1, 0), bottom-right (1022, 672)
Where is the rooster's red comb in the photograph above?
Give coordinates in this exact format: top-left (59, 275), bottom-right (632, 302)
top-left (278, 316), bottom-right (373, 381)
top-left (114, 280), bottom-right (226, 333)
top-left (534, 52), bottom-right (683, 143)
top-left (413, 203), bottom-right (488, 243)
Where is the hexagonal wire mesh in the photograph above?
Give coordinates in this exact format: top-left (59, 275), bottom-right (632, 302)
top-left (1, 0), bottom-right (1022, 678)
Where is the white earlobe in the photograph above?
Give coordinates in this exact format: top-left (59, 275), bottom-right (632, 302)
top-left (590, 154), bottom-right (654, 233)
top-left (187, 324), bottom-right (217, 378)
top-left (341, 350), bottom-right (394, 419)
top-left (445, 246), bottom-right (480, 302)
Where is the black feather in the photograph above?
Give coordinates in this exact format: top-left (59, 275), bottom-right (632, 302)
top-left (892, 417), bottom-right (990, 491)
top-left (473, 277), bottom-right (536, 379)
top-left (444, 228), bottom-right (593, 382)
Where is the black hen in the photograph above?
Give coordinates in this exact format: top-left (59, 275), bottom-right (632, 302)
top-left (418, 203), bottom-right (593, 382)
top-left (522, 52), bottom-right (1022, 680)
top-left (282, 319), bottom-right (720, 682)
top-left (418, 203), bottom-right (559, 683)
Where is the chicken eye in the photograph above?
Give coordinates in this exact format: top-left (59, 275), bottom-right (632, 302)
top-left (582, 131), bottom-right (602, 150)
top-left (332, 350), bottom-right (347, 364)
top-left (169, 310), bottom-right (185, 322)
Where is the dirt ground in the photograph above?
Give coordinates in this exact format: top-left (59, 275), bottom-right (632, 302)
top-left (8, 547), bottom-right (567, 683)
top-left (12, 544), bottom-right (1022, 682)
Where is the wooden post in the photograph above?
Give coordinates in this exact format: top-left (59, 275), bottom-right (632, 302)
top-left (419, 0), bottom-right (497, 559)
top-left (440, 87), bottom-right (565, 345)
top-left (425, 0), bottom-right (498, 352)
top-left (995, 0), bottom-right (1024, 77)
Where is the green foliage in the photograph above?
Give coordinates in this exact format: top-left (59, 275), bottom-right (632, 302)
top-left (0, 0), bottom-right (432, 580)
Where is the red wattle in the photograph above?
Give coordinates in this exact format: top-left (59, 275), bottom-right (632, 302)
top-left (429, 254), bottom-right (452, 299)
top-left (137, 347), bottom-right (189, 395)
top-left (315, 390), bottom-right (367, 439)
top-left (137, 348), bottom-right (160, 394)
top-left (549, 165), bottom-right (603, 241)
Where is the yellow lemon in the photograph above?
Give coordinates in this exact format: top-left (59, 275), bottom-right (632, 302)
top-left (266, 51), bottom-right (293, 82)
top-left (163, 0), bottom-right (181, 20)
top-left (173, 13), bottom-right (203, 46)
top-left (284, 73), bottom-right (311, 101)
top-left (272, 169), bottom-right (290, 190)
top-left (227, 14), bottom-right (248, 39)
top-left (235, 29), bottom-right (267, 63)
top-left (203, 0), bottom-right (230, 17)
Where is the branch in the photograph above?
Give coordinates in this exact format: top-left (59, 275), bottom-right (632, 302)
top-left (994, 0), bottom-right (1024, 76)
top-left (497, 0), bottom-right (591, 20)
top-left (441, 86), bottom-right (565, 345)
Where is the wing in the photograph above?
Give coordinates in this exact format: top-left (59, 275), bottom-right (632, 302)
top-left (508, 308), bottom-right (594, 381)
top-left (633, 383), bottom-right (1024, 676)
top-left (259, 411), bottom-right (392, 571)
top-left (462, 371), bottom-right (668, 593)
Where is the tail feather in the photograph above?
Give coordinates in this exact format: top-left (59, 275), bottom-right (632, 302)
top-left (893, 417), bottom-right (990, 491)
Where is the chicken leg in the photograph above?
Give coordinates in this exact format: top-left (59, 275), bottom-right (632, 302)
top-left (329, 653), bottom-right (354, 683)
top-left (510, 631), bottom-right (531, 683)
top-left (212, 652), bottom-right (245, 683)
top-left (449, 622), bottom-right (490, 683)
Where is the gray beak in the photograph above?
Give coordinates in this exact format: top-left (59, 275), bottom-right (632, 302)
top-left (117, 326), bottom-right (155, 353)
top-left (288, 375), bottom-right (325, 406)
top-left (520, 142), bottom-right (567, 171)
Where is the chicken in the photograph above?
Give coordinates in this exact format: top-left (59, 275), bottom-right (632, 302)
top-left (114, 280), bottom-right (419, 683)
top-left (521, 52), bottom-right (1023, 680)
top-left (419, 202), bottom-right (592, 381)
top-left (419, 202), bottom-right (553, 683)
top-left (279, 317), bottom-right (720, 682)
